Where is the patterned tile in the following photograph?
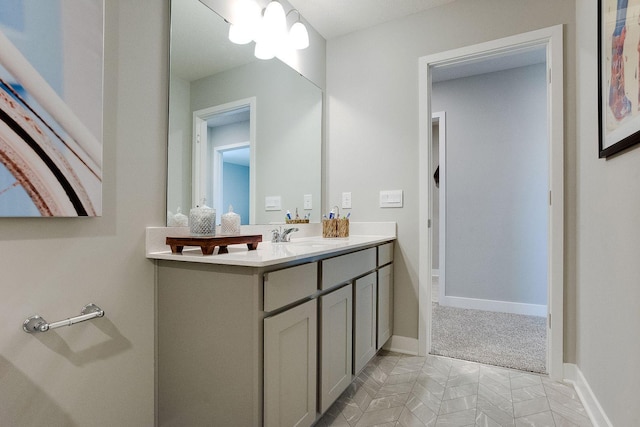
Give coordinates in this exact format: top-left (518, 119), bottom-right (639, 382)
top-left (514, 410), bottom-right (555, 427)
top-left (438, 394), bottom-right (477, 415)
top-left (442, 383), bottom-right (478, 401)
top-left (353, 406), bottom-right (403, 426)
top-left (434, 408), bottom-right (476, 426)
top-left (405, 394), bottom-right (438, 425)
top-left (509, 373), bottom-right (542, 390)
top-left (411, 383), bottom-right (443, 414)
top-left (416, 372), bottom-right (446, 398)
top-left (511, 385), bottom-right (546, 403)
top-left (477, 397), bottom-right (515, 426)
top-left (314, 353), bottom-right (593, 427)
top-left (513, 396), bottom-right (549, 418)
top-left (366, 393), bottom-right (410, 412)
top-left (398, 406), bottom-right (430, 427)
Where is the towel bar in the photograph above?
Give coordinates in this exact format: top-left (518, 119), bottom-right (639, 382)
top-left (23, 303), bottom-right (104, 333)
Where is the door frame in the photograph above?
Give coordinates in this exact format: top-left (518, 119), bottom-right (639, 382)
top-left (418, 25), bottom-right (564, 380)
top-left (193, 97), bottom-right (256, 222)
top-left (212, 141), bottom-right (250, 218)
top-left (431, 111), bottom-right (447, 305)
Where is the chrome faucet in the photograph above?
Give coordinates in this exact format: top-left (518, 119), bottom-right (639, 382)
top-left (272, 226), bottom-right (299, 243)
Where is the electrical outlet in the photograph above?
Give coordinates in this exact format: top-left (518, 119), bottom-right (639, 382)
top-left (303, 194), bottom-right (312, 210)
top-left (342, 192), bottom-right (352, 209)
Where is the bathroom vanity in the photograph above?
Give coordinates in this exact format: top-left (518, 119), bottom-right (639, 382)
top-left (146, 224), bottom-right (395, 426)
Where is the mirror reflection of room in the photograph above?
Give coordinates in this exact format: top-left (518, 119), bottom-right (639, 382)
top-left (167, 0), bottom-right (322, 225)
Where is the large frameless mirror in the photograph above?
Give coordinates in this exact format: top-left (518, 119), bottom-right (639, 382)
top-left (167, 0), bottom-right (322, 225)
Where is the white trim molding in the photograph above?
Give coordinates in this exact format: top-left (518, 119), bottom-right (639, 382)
top-left (383, 335), bottom-right (419, 356)
top-left (418, 25), bottom-right (564, 381)
top-left (440, 296), bottom-right (547, 317)
top-left (564, 363), bottom-right (614, 427)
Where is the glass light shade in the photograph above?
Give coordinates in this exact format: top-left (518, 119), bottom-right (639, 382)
top-left (228, 0), bottom-right (260, 44)
top-left (289, 21), bottom-right (309, 50)
top-left (229, 24), bottom-right (253, 45)
top-left (255, 40), bottom-right (276, 60)
top-left (262, 1), bottom-right (287, 46)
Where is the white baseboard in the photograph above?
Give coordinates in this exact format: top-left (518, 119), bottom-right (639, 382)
top-left (383, 335), bottom-right (419, 356)
top-left (440, 295), bottom-right (547, 317)
top-left (563, 363), bottom-right (613, 427)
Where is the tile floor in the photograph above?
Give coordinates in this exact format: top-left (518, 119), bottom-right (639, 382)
top-left (314, 352), bottom-right (592, 427)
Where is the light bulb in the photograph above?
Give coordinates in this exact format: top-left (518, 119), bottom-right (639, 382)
top-left (255, 40), bottom-right (276, 60)
top-left (229, 24), bottom-right (253, 45)
top-left (289, 21), bottom-right (309, 50)
top-left (228, 0), bottom-right (260, 44)
top-left (262, 1), bottom-right (287, 46)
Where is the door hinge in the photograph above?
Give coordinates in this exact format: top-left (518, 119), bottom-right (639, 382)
top-left (548, 313), bottom-right (551, 328)
top-left (548, 68), bottom-right (551, 84)
top-left (428, 219), bottom-right (432, 228)
top-left (549, 190), bottom-right (552, 206)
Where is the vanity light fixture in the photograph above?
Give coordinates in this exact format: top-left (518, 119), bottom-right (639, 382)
top-left (228, 0), bottom-right (310, 60)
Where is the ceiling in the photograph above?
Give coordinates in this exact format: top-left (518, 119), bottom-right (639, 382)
top-left (286, 0), bottom-right (458, 40)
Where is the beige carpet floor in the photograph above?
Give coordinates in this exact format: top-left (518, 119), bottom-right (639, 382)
top-left (431, 302), bottom-right (547, 373)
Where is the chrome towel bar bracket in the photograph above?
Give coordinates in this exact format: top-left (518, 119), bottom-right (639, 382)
top-left (23, 303), bottom-right (104, 333)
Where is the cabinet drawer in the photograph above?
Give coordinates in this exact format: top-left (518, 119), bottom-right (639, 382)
top-left (378, 242), bottom-right (394, 266)
top-left (321, 248), bottom-right (376, 290)
top-left (264, 262), bottom-right (317, 312)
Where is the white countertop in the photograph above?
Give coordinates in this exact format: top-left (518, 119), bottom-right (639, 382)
top-left (146, 223), bottom-right (396, 268)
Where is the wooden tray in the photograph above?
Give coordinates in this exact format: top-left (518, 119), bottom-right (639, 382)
top-left (166, 234), bottom-right (262, 256)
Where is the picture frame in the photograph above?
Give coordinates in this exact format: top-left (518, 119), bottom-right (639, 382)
top-left (599, 0), bottom-right (640, 157)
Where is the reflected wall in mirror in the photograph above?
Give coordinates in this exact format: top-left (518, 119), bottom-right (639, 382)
top-left (168, 0), bottom-right (322, 225)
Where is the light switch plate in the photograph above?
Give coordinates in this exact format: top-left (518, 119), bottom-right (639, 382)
top-left (379, 190), bottom-right (403, 208)
top-left (303, 194), bottom-right (312, 210)
top-left (341, 192), bottom-right (352, 209)
top-left (265, 196), bottom-right (281, 211)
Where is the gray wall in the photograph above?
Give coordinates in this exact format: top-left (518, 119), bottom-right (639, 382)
top-left (326, 0), bottom-right (576, 345)
top-left (0, 1), bottom-right (167, 425)
top-left (576, 1), bottom-right (640, 425)
top-left (168, 75), bottom-right (192, 214)
top-left (432, 65), bottom-right (548, 306)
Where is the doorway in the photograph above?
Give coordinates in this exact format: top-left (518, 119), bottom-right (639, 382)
top-left (418, 25), bottom-right (564, 380)
top-left (193, 97), bottom-right (256, 222)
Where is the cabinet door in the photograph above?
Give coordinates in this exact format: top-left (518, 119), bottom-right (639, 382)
top-left (377, 264), bottom-right (393, 349)
top-left (353, 272), bottom-right (377, 374)
top-left (264, 299), bottom-right (317, 427)
top-left (319, 284), bottom-right (353, 413)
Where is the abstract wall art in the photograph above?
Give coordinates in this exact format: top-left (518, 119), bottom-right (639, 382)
top-left (0, 0), bottom-right (103, 216)
top-left (599, 0), bottom-right (640, 157)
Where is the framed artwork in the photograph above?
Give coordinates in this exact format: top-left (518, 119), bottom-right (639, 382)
top-left (0, 0), bottom-right (103, 216)
top-left (599, 0), bottom-right (640, 157)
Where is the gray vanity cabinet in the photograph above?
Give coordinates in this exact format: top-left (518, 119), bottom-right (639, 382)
top-left (319, 284), bottom-right (353, 413)
top-left (354, 272), bottom-right (378, 374)
top-left (155, 240), bottom-right (394, 426)
top-left (263, 262), bottom-right (318, 427)
top-left (264, 299), bottom-right (317, 427)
